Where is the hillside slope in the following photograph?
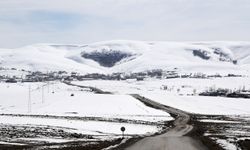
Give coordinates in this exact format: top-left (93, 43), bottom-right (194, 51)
top-left (0, 41), bottom-right (250, 75)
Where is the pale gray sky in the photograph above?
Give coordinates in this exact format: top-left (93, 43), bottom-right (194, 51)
top-left (0, 0), bottom-right (250, 48)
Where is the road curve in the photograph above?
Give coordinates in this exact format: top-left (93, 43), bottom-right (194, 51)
top-left (125, 94), bottom-right (208, 150)
top-left (62, 82), bottom-right (208, 150)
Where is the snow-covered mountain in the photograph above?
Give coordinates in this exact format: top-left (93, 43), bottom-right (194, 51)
top-left (0, 40), bottom-right (250, 75)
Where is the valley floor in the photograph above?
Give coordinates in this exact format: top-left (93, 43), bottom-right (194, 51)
top-left (0, 76), bottom-right (250, 149)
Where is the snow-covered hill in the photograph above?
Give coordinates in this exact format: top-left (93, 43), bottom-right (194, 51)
top-left (0, 40), bottom-right (250, 75)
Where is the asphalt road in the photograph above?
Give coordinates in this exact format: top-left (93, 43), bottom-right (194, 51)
top-left (64, 83), bottom-right (208, 150)
top-left (125, 94), bottom-right (208, 150)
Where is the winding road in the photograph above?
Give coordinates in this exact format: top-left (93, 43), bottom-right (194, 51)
top-left (64, 82), bottom-right (208, 150)
top-left (125, 94), bottom-right (208, 150)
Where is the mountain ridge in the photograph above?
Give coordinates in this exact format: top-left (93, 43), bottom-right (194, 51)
top-left (0, 40), bottom-right (250, 75)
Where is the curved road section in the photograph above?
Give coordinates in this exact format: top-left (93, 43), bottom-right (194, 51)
top-left (126, 94), bottom-right (208, 150)
top-left (63, 82), bottom-right (208, 150)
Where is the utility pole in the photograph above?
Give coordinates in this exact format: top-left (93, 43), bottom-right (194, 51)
top-left (42, 85), bottom-right (45, 103)
top-left (28, 85), bottom-right (31, 113)
top-left (47, 81), bottom-right (50, 93)
top-left (52, 81), bottom-right (55, 93)
top-left (47, 71), bottom-right (50, 93)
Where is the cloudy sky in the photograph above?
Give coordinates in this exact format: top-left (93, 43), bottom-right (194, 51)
top-left (0, 0), bottom-right (250, 48)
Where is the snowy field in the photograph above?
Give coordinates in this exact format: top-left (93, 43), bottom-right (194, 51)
top-left (0, 81), bottom-right (172, 146)
top-left (0, 115), bottom-right (160, 136)
top-left (194, 115), bottom-right (250, 150)
top-left (73, 77), bottom-right (250, 95)
top-left (0, 82), bottom-right (172, 122)
top-left (73, 77), bottom-right (250, 115)
top-left (144, 94), bottom-right (250, 115)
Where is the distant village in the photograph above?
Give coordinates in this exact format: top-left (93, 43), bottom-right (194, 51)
top-left (0, 67), bottom-right (244, 83)
top-left (1, 67), bottom-right (249, 99)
